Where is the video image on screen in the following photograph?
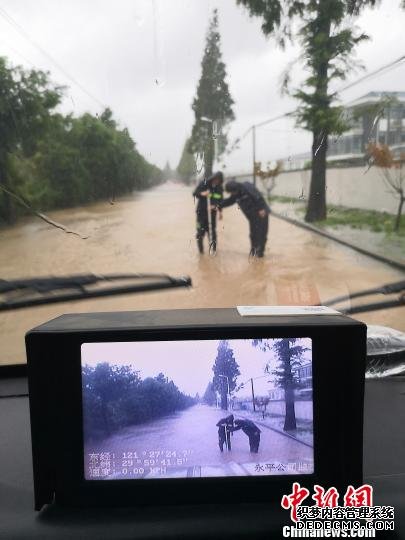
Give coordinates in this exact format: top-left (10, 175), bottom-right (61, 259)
top-left (81, 338), bottom-right (314, 480)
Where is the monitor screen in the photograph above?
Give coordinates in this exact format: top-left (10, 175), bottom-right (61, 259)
top-left (81, 338), bottom-right (314, 481)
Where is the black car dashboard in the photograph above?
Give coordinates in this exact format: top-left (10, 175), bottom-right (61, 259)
top-left (0, 373), bottom-right (404, 539)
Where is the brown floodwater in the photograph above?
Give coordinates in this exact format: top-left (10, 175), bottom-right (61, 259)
top-left (1, 182), bottom-right (404, 365)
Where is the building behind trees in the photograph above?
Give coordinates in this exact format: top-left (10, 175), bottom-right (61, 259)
top-left (283, 91), bottom-right (405, 170)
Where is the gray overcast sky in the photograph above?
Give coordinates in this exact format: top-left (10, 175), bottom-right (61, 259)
top-left (1, 0), bottom-right (404, 172)
top-left (82, 338), bottom-right (312, 397)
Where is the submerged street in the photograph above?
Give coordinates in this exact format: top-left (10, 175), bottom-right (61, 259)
top-left (84, 404), bottom-right (313, 479)
top-left (1, 182), bottom-right (404, 364)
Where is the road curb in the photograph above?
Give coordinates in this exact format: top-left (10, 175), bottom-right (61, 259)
top-left (237, 413), bottom-right (314, 449)
top-left (271, 211), bottom-right (405, 273)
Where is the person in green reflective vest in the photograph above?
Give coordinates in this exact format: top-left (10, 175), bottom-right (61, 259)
top-left (193, 171), bottom-right (223, 254)
top-left (216, 414), bottom-right (234, 452)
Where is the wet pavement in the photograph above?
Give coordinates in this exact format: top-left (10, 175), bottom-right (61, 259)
top-left (1, 182), bottom-right (404, 365)
top-left (84, 404), bottom-right (313, 480)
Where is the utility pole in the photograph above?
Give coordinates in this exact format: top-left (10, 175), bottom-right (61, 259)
top-left (250, 378), bottom-right (256, 412)
top-left (252, 124), bottom-right (256, 186)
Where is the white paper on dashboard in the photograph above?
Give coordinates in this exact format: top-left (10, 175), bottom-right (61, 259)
top-left (237, 305), bottom-right (340, 316)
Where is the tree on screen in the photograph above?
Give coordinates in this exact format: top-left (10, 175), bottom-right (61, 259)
top-left (212, 340), bottom-right (240, 410)
top-left (252, 338), bottom-right (307, 431)
top-left (189, 9), bottom-right (235, 179)
top-left (203, 382), bottom-right (217, 406)
top-left (82, 363), bottom-right (141, 437)
top-left (82, 364), bottom-right (196, 439)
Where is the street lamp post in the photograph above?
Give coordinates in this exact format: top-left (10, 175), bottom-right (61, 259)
top-left (249, 112), bottom-right (292, 188)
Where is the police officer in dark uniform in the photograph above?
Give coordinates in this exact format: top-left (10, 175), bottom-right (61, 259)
top-left (231, 419), bottom-right (261, 453)
top-left (216, 414), bottom-right (234, 452)
top-left (220, 180), bottom-right (270, 257)
top-left (193, 172), bottom-right (223, 254)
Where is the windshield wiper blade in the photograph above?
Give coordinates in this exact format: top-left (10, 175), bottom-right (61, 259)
top-left (321, 279), bottom-right (405, 315)
top-left (322, 279), bottom-right (405, 307)
top-left (0, 275), bottom-right (99, 294)
top-left (341, 297), bottom-right (405, 315)
top-left (0, 273), bottom-right (192, 311)
top-left (0, 274), bottom-right (184, 294)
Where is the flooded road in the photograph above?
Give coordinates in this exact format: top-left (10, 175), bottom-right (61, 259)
top-left (1, 182), bottom-right (404, 365)
top-left (85, 404), bottom-right (312, 480)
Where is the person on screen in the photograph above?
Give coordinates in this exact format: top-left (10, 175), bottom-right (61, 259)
top-left (216, 414), bottom-right (234, 452)
top-left (231, 419), bottom-right (261, 453)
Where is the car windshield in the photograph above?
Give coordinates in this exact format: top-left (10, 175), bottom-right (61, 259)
top-left (0, 0), bottom-right (404, 367)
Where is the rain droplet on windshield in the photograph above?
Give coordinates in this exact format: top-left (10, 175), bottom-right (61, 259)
top-left (195, 152), bottom-right (205, 174)
top-left (314, 132), bottom-right (326, 156)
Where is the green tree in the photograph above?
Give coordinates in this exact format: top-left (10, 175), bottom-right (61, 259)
top-left (212, 340), bottom-right (240, 410)
top-left (82, 363), bottom-right (141, 437)
top-left (189, 9), bottom-right (235, 178)
top-left (202, 382), bottom-right (217, 406)
top-left (0, 57), bottom-right (62, 222)
top-left (0, 56), bottom-right (163, 224)
top-left (252, 338), bottom-right (307, 431)
top-left (236, 0), bottom-right (382, 222)
top-left (162, 161), bottom-right (173, 181)
top-left (177, 138), bottom-right (197, 184)
top-left (82, 364), bottom-right (195, 439)
top-left (100, 107), bottom-right (117, 129)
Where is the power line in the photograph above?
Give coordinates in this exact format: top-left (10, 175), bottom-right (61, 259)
top-left (337, 54), bottom-right (405, 94)
top-left (237, 112), bottom-right (295, 141)
top-left (0, 5), bottom-right (106, 109)
top-left (252, 111), bottom-right (295, 131)
top-left (227, 53), bottom-right (405, 154)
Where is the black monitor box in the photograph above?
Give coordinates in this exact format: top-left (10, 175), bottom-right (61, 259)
top-left (26, 307), bottom-right (366, 511)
